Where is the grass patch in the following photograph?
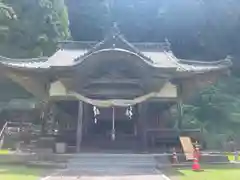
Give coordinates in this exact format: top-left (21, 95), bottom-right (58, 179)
top-left (227, 154), bottom-right (240, 161)
top-left (0, 149), bottom-right (10, 155)
top-left (163, 165), bottom-right (240, 180)
top-left (0, 165), bottom-right (46, 180)
top-left (179, 169), bottom-right (240, 180)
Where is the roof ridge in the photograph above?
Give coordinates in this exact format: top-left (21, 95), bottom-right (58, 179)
top-left (72, 48), bottom-right (157, 68)
top-left (116, 33), bottom-right (153, 62)
top-left (74, 39), bottom-right (107, 62)
top-left (0, 55), bottom-right (48, 63)
top-left (58, 41), bottom-right (98, 49)
top-left (163, 51), bottom-right (187, 71)
top-left (179, 57), bottom-right (232, 66)
top-left (59, 40), bottom-right (171, 52)
top-left (73, 30), bottom-right (155, 63)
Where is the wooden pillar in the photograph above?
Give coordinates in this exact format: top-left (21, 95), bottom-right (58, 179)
top-left (138, 102), bottom-right (148, 150)
top-left (45, 102), bottom-right (56, 135)
top-left (111, 107), bottom-right (116, 141)
top-left (177, 83), bottom-right (183, 130)
top-left (76, 101), bottom-right (83, 153)
top-left (82, 103), bottom-right (90, 136)
top-left (40, 101), bottom-right (48, 135)
top-left (177, 100), bottom-right (183, 130)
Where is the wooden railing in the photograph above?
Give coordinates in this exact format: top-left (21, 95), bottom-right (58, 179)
top-left (0, 121), bottom-right (40, 149)
top-left (145, 128), bottom-right (203, 146)
top-left (146, 128), bottom-right (202, 137)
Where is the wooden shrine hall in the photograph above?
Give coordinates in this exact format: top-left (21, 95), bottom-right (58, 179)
top-left (0, 26), bottom-right (231, 152)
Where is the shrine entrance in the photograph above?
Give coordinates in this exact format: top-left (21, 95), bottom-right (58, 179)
top-left (53, 99), bottom-right (199, 153)
top-left (89, 107), bottom-right (136, 136)
top-left (54, 100), bottom-right (140, 151)
top-left (81, 104), bottom-right (139, 151)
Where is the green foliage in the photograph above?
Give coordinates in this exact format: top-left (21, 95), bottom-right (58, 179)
top-left (0, 1), bottom-right (15, 19)
top-left (0, 0), bottom-right (70, 102)
top-left (181, 77), bottom-right (240, 137)
top-left (0, 0), bottom-right (70, 58)
top-left (66, 0), bottom-right (109, 41)
top-left (0, 1), bottom-right (16, 37)
top-left (67, 0), bottom-right (240, 59)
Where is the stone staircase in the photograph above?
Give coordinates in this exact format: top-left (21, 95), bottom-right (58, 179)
top-left (67, 153), bottom-right (163, 172)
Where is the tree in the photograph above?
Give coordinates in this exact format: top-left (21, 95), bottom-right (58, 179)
top-left (0, 1), bottom-right (15, 18)
top-left (0, 0), bottom-right (70, 58)
top-left (0, 1), bottom-right (16, 36)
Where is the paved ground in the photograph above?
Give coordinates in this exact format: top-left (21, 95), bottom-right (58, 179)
top-left (41, 154), bottom-right (170, 180)
top-left (42, 168), bottom-right (168, 180)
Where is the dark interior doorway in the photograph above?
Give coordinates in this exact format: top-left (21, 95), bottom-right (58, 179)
top-left (82, 105), bottom-right (139, 151)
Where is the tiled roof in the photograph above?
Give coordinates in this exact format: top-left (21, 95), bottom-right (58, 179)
top-left (0, 47), bottom-right (231, 73)
top-left (0, 27), bottom-right (232, 72)
top-left (0, 55), bottom-right (49, 69)
top-left (178, 58), bottom-right (232, 72)
top-left (0, 49), bottom-right (87, 68)
top-left (48, 49), bottom-right (86, 66)
top-left (142, 51), bottom-right (232, 72)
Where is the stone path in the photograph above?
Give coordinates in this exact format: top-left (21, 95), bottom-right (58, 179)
top-left (41, 153), bottom-right (170, 180)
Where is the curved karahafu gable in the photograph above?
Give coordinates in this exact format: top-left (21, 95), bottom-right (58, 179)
top-left (0, 25), bottom-right (232, 104)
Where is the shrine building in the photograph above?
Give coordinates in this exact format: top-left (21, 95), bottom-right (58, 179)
top-left (0, 26), bottom-right (231, 152)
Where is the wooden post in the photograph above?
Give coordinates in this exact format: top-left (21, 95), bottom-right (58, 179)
top-left (76, 101), bottom-right (83, 153)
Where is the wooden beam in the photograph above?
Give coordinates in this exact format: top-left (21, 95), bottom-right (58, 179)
top-left (76, 101), bottom-right (83, 153)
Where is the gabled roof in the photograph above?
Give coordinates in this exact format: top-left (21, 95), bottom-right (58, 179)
top-left (0, 25), bottom-right (232, 73)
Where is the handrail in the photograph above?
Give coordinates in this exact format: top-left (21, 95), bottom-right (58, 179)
top-left (0, 122), bottom-right (8, 139)
top-left (0, 122), bottom-right (8, 149)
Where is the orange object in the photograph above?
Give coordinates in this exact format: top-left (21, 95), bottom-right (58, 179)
top-left (192, 158), bottom-right (201, 171)
top-left (192, 156), bottom-right (201, 171)
top-left (192, 144), bottom-right (202, 171)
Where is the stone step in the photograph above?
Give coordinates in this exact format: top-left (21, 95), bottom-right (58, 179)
top-left (69, 158), bottom-right (156, 164)
top-left (70, 157), bottom-right (155, 162)
top-left (67, 153), bottom-right (161, 169)
top-left (70, 159), bottom-right (155, 165)
top-left (68, 163), bottom-right (155, 168)
top-left (71, 153), bottom-right (158, 158)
